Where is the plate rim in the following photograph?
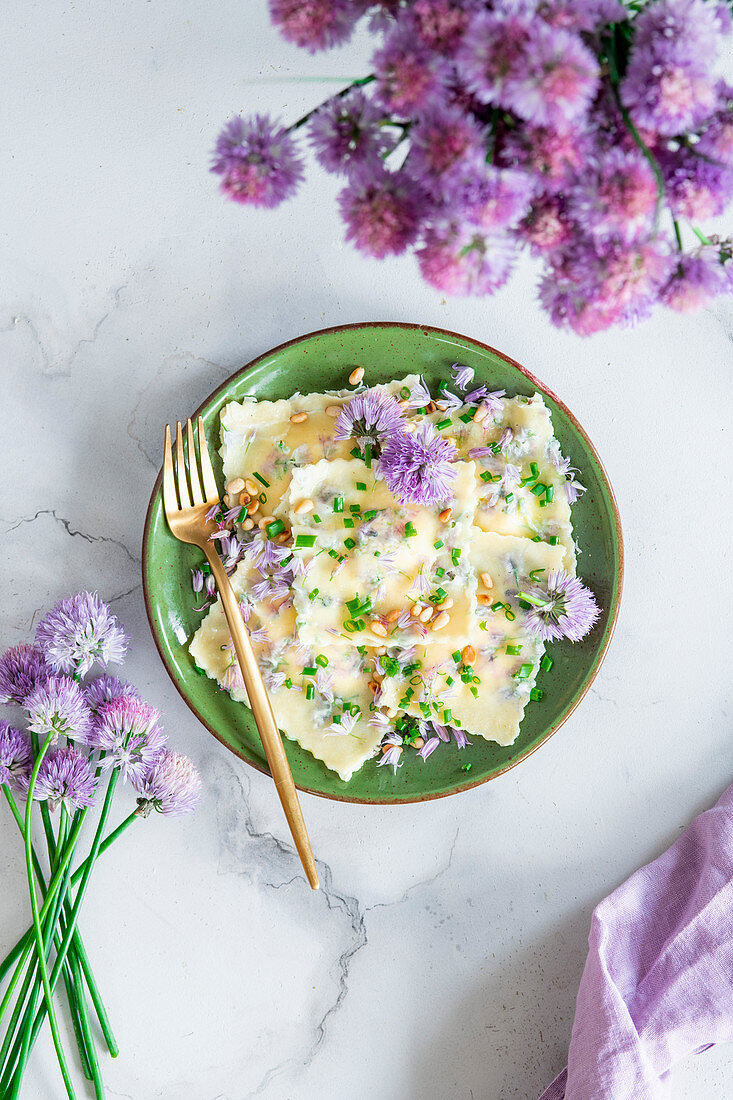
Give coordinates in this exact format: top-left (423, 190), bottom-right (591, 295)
top-left (141, 320), bottom-right (624, 805)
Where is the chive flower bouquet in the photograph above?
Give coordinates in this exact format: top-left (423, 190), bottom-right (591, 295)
top-left (0, 592), bottom-right (201, 1098)
top-left (211, 0), bottom-right (732, 334)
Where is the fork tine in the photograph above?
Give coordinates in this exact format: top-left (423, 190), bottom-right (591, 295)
top-left (186, 418), bottom-right (204, 505)
top-left (163, 424), bottom-right (179, 515)
top-left (175, 421), bottom-right (192, 508)
top-left (197, 416), bottom-right (219, 503)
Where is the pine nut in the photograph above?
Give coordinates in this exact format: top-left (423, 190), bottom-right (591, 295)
top-left (276, 531), bottom-right (290, 544)
top-left (290, 411), bottom-right (308, 424)
top-left (368, 681), bottom-right (379, 693)
top-left (260, 515), bottom-right (275, 527)
top-left (239, 492), bottom-right (250, 506)
top-left (246, 500), bottom-right (260, 516)
top-left (432, 611), bottom-right (451, 630)
top-left (349, 367), bottom-right (364, 385)
top-left (325, 405), bottom-right (342, 417)
top-left (411, 603), bottom-right (421, 616)
top-left (226, 477), bottom-right (245, 495)
top-left (385, 706), bottom-right (398, 718)
top-left (480, 572), bottom-right (494, 589)
top-left (376, 645), bottom-right (387, 655)
top-left (412, 736), bottom-right (425, 750)
top-left (472, 405), bottom-right (488, 423)
top-left (381, 742), bottom-right (401, 754)
top-left (436, 597), bottom-right (454, 609)
top-left (245, 478), bottom-right (259, 495)
top-left (370, 620), bottom-right (388, 637)
top-left (426, 401), bottom-right (436, 413)
top-left (223, 493), bottom-right (231, 507)
top-left (372, 670), bottom-right (383, 684)
top-left (419, 606), bottom-right (433, 623)
top-left (294, 498), bottom-right (314, 515)
top-left (462, 645), bottom-right (476, 665)
top-left (477, 594), bottom-right (493, 606)
top-left (445, 436), bottom-right (457, 447)
top-left (398, 399), bottom-right (410, 408)
top-left (439, 508), bottom-right (452, 523)
top-left (242, 518), bottom-right (254, 531)
top-left (385, 608), bottom-right (401, 623)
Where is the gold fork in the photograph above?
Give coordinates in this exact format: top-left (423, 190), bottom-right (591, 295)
top-left (163, 417), bottom-right (319, 890)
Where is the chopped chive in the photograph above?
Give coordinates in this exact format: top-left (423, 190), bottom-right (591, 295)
top-left (452, 650), bottom-right (462, 663)
top-left (350, 446), bottom-right (361, 459)
top-left (539, 499), bottom-right (548, 507)
top-left (295, 534), bottom-right (316, 547)
top-left (462, 762), bottom-right (472, 772)
top-left (504, 608), bottom-right (516, 621)
top-left (451, 548), bottom-right (461, 566)
top-left (540, 655), bottom-right (554, 672)
top-left (331, 713), bottom-right (341, 724)
top-left (403, 663), bottom-right (420, 674)
top-left (193, 664), bottom-right (206, 677)
top-left (436, 417), bottom-right (452, 430)
top-left (480, 471), bottom-right (495, 482)
top-left (420, 702), bottom-right (432, 718)
top-left (356, 481), bottom-right (367, 491)
top-left (443, 708), bottom-right (452, 723)
top-left (409, 675), bottom-right (423, 686)
top-left (529, 569), bottom-right (545, 581)
top-left (518, 599), bottom-right (532, 610)
top-left (416, 406), bottom-right (428, 415)
top-left (400, 385), bottom-right (410, 399)
top-left (305, 683), bottom-right (315, 700)
top-left (548, 535), bottom-right (560, 545)
top-left (404, 521), bottom-right (417, 538)
top-left (505, 492), bottom-right (514, 502)
top-left (343, 518), bottom-right (355, 528)
top-left (364, 442), bottom-right (372, 468)
top-left (265, 519), bottom-right (285, 538)
top-left (343, 619), bottom-right (358, 633)
top-left (200, 562), bottom-right (211, 575)
top-left (530, 461), bottom-right (539, 478)
top-left (459, 412), bottom-right (473, 423)
top-left (363, 509), bottom-right (377, 521)
top-left (346, 597), bottom-right (362, 612)
top-left (313, 513), bottom-right (322, 523)
top-left (308, 588), bottom-right (319, 601)
top-left (469, 685), bottom-right (479, 699)
top-left (259, 492), bottom-right (267, 504)
top-left (531, 535), bottom-right (542, 542)
top-left (373, 550), bottom-right (381, 557)
top-left (478, 620), bottom-right (487, 630)
top-left (531, 482), bottom-right (547, 496)
top-left (446, 675), bottom-right (455, 686)
top-left (302, 666), bottom-right (317, 676)
top-left (517, 663), bottom-right (533, 678)
top-left (491, 601), bottom-right (504, 612)
top-left (404, 687), bottom-right (415, 700)
top-left (253, 471), bottom-right (269, 487)
top-left (434, 539), bottom-right (444, 549)
top-left (545, 485), bottom-right (554, 502)
top-left (506, 644), bottom-right (522, 655)
top-left (328, 548), bottom-right (339, 559)
top-left (344, 537), bottom-right (356, 549)
top-left (435, 567), bottom-right (445, 578)
top-left (284, 677), bottom-right (293, 689)
top-left (333, 496), bottom-right (344, 513)
top-left (350, 504), bottom-right (361, 514)
top-left (530, 687), bottom-right (544, 701)
top-left (461, 671), bottom-right (473, 684)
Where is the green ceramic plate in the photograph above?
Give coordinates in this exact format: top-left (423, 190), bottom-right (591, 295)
top-left (142, 322), bottom-right (623, 804)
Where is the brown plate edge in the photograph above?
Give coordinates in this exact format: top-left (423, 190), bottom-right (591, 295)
top-left (141, 320), bottom-right (625, 806)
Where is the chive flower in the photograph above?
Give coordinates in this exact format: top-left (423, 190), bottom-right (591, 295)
top-left (379, 421), bottom-right (457, 506)
top-left (334, 389), bottom-right (405, 456)
top-left (0, 644), bottom-right (50, 705)
top-left (35, 591), bottom-right (128, 677)
top-left (133, 750), bottom-right (202, 816)
top-left (0, 721), bottom-right (33, 791)
top-left (32, 747), bottom-right (97, 812)
top-left (94, 697), bottom-right (167, 785)
top-left (520, 570), bottom-right (600, 642)
top-left (25, 676), bottom-right (94, 744)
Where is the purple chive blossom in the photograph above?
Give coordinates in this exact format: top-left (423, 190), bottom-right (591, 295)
top-left (94, 697), bottom-right (167, 784)
top-left (25, 677), bottom-right (94, 744)
top-left (373, 26), bottom-right (445, 114)
top-left (309, 89), bottom-right (394, 175)
top-left (252, 576), bottom-right (290, 603)
top-left (33, 747), bottom-right (97, 812)
top-left (84, 675), bottom-right (139, 714)
top-left (205, 575), bottom-right (217, 598)
top-left (445, 162), bottom-right (535, 232)
top-left (453, 727), bottom-right (472, 749)
top-left (434, 388), bottom-right (463, 412)
top-left (499, 427), bottom-right (513, 453)
top-left (518, 193), bottom-right (574, 255)
top-left (205, 505), bottom-right (218, 522)
top-left (238, 595), bottom-right (254, 623)
top-left (191, 568), bottom-right (204, 594)
top-left (661, 147), bottom-right (733, 221)
top-left (326, 712), bottom-right (359, 737)
top-left (408, 103), bottom-right (485, 193)
top-left (480, 390), bottom-right (506, 421)
top-left (221, 660), bottom-right (245, 694)
top-left (568, 149), bottom-right (659, 245)
top-left (377, 732), bottom-right (404, 772)
top-left (418, 735), bottom-right (440, 760)
top-left (418, 223), bottom-right (517, 296)
top-left (338, 165), bottom-right (426, 258)
top-left (0, 722), bottom-right (32, 791)
top-left (502, 125), bottom-right (589, 194)
top-left (521, 570), bottom-right (600, 642)
top-left (405, 376), bottom-right (432, 409)
top-left (0, 644), bottom-right (50, 705)
top-left (335, 389), bottom-right (405, 454)
top-left (565, 476), bottom-right (587, 504)
top-left (463, 385), bottom-right (488, 406)
top-left (368, 709), bottom-right (392, 734)
top-left (660, 251), bottom-right (726, 312)
top-left (35, 591), bottom-right (127, 677)
top-left (410, 0), bottom-right (474, 54)
top-left (211, 115), bottom-right (304, 208)
top-left (244, 538), bottom-right (290, 573)
top-left (380, 422), bottom-right (457, 506)
top-left (488, 464), bottom-right (521, 507)
top-left (133, 751), bottom-right (202, 817)
top-left (468, 447), bottom-right (493, 460)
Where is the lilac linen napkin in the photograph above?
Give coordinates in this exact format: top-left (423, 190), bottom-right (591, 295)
top-left (539, 782), bottom-right (733, 1100)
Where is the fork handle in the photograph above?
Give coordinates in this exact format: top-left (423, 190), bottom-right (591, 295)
top-left (203, 547), bottom-right (319, 890)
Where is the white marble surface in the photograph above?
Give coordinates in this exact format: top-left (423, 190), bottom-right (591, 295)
top-left (1, 3), bottom-right (732, 1098)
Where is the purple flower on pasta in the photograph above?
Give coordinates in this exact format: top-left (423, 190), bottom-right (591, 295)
top-left (463, 385), bottom-right (488, 405)
top-left (488, 463), bottom-right (521, 507)
top-left (339, 165), bottom-right (426, 258)
top-left (334, 389), bottom-right (405, 454)
top-left (84, 675), bottom-right (139, 714)
top-left (405, 376), bottom-right (432, 409)
top-left (0, 722), bottom-right (32, 791)
top-left (380, 421), bottom-right (457, 506)
top-left (25, 677), bottom-right (94, 744)
top-left (521, 570), bottom-right (600, 642)
top-left (35, 591), bottom-right (127, 677)
top-left (479, 390), bottom-right (506, 421)
top-left (269, 0), bottom-right (360, 52)
top-left (376, 732), bottom-right (403, 772)
top-left (660, 250), bottom-right (726, 312)
top-left (568, 149), bottom-right (658, 245)
top-left (309, 89), bottom-right (394, 175)
top-left (0, 644), bottom-right (50, 705)
top-left (326, 711), bottom-right (359, 737)
top-left (372, 26), bottom-right (444, 114)
top-left (33, 747), bottom-right (96, 812)
top-left (221, 659), bottom-right (245, 694)
top-left (211, 115), bottom-right (304, 208)
top-left (95, 697), bottom-right (167, 784)
top-left (418, 735), bottom-right (440, 760)
top-left (133, 751), bottom-right (202, 816)
top-left (417, 222), bottom-right (516, 296)
top-left (434, 388), bottom-right (463, 412)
